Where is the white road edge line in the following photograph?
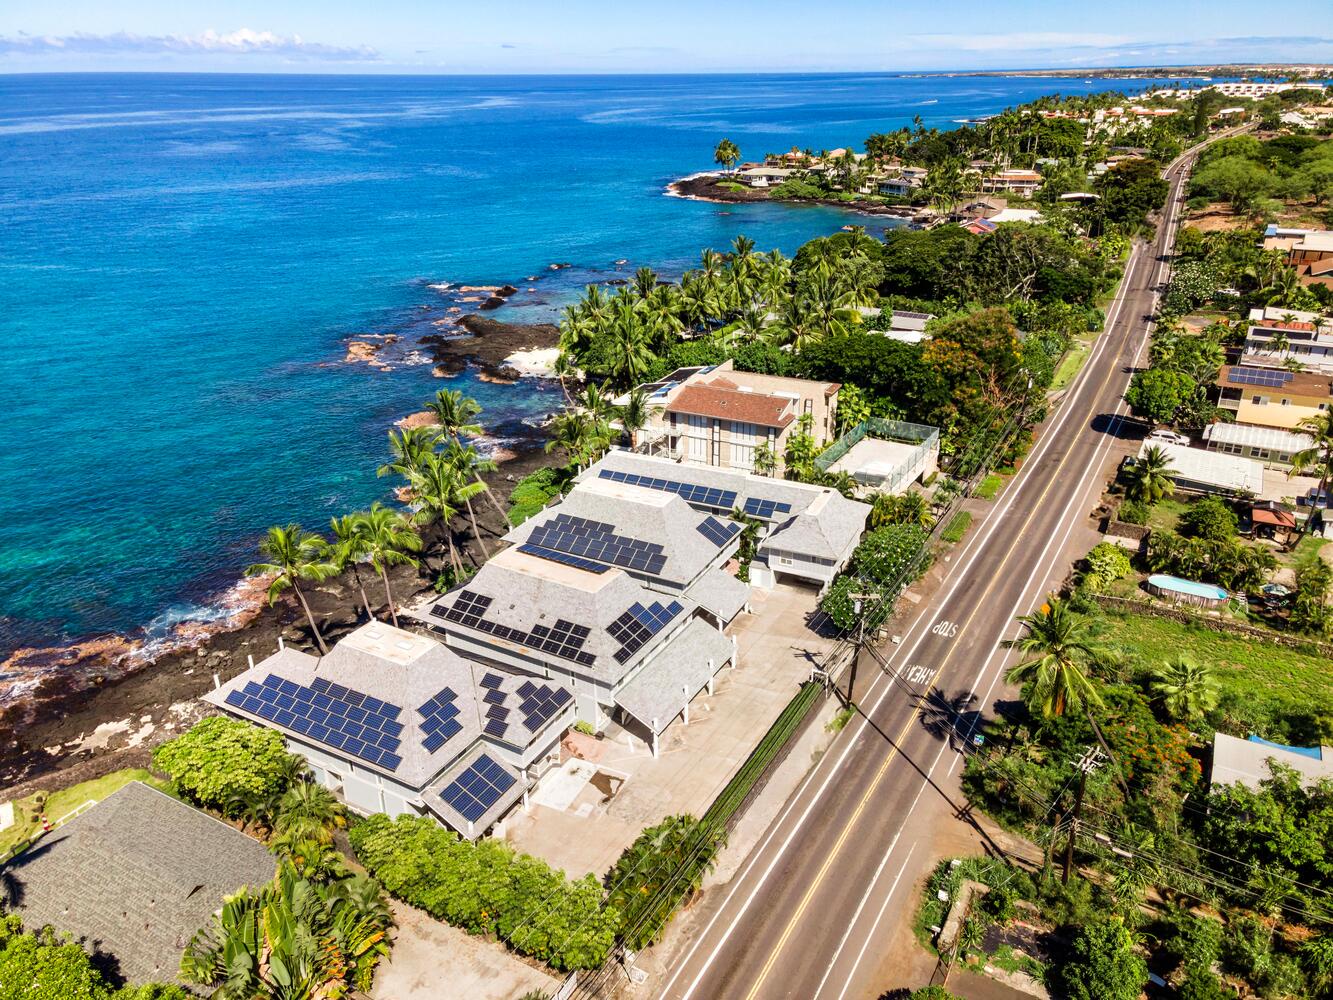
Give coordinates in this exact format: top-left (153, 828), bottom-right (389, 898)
top-left (833, 844), bottom-right (919, 1000)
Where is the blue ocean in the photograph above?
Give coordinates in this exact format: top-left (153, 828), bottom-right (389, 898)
top-left (0, 71), bottom-right (1193, 658)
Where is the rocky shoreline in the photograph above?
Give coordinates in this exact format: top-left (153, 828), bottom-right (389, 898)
top-left (667, 172), bottom-right (927, 222)
top-left (422, 312), bottom-right (562, 383)
top-left (0, 437), bottom-right (556, 798)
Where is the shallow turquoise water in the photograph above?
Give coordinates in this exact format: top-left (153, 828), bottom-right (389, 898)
top-left (0, 72), bottom-right (1195, 651)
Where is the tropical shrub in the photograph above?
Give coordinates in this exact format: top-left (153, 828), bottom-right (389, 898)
top-left (1054, 918), bottom-right (1148, 1000)
top-left (1180, 496), bottom-right (1238, 541)
top-left (1124, 368), bottom-right (1196, 423)
top-left (604, 814), bottom-right (723, 949)
top-left (0, 913), bottom-right (188, 1000)
top-left (1081, 542), bottom-right (1132, 590)
top-left (507, 467), bottom-right (570, 526)
top-left (349, 814), bottom-right (620, 970)
top-left (152, 717), bottom-right (296, 812)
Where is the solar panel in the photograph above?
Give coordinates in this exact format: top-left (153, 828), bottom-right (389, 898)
top-left (417, 685), bottom-right (465, 754)
top-left (519, 543), bottom-right (609, 574)
top-left (439, 754), bottom-right (518, 825)
top-left (432, 590), bottom-right (595, 665)
top-left (607, 599), bottom-right (685, 664)
top-left (743, 497), bottom-right (794, 519)
top-left (697, 515), bottom-right (742, 547)
top-left (597, 469), bottom-right (737, 509)
top-left (1227, 366), bottom-right (1295, 388)
top-left (230, 673), bottom-right (404, 771)
top-left (527, 513), bottom-right (668, 576)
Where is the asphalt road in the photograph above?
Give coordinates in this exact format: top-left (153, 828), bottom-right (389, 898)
top-left (652, 134), bottom-right (1234, 1000)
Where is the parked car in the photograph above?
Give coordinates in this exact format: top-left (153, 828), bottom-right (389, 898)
top-left (1147, 429), bottom-right (1190, 446)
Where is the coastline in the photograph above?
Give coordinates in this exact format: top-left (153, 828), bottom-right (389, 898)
top-left (0, 284), bottom-right (572, 796)
top-left (666, 171), bottom-right (928, 223)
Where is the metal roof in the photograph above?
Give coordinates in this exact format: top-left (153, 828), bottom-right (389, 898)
top-left (1203, 422), bottom-right (1313, 452)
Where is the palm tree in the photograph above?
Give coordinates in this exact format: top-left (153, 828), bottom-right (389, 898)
top-left (427, 389), bottom-right (508, 523)
top-left (246, 525), bottom-right (339, 655)
top-left (329, 514), bottom-right (375, 620)
top-left (1291, 410), bottom-right (1333, 537)
top-left (272, 781), bottom-right (346, 845)
top-left (1004, 598), bottom-right (1117, 757)
top-left (357, 502), bottom-right (422, 627)
top-left (444, 440), bottom-right (500, 555)
top-left (545, 410), bottom-right (601, 471)
top-left (376, 425), bottom-right (439, 482)
top-left (713, 137), bottom-right (740, 174)
top-left (605, 298), bottom-right (655, 391)
top-left (1149, 657), bottom-right (1219, 723)
top-left (406, 454), bottom-right (476, 582)
top-left (618, 386), bottom-right (660, 450)
top-left (1125, 445), bottom-right (1176, 504)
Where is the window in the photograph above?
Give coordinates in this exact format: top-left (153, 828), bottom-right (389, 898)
top-left (684, 414), bottom-right (710, 462)
top-left (729, 421), bottom-right (759, 471)
top-left (1280, 399), bottom-right (1290, 406)
top-left (1252, 395), bottom-right (1269, 405)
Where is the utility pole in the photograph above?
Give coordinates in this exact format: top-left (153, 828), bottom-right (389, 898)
top-left (846, 593), bottom-right (878, 706)
top-left (1063, 746), bottom-right (1105, 885)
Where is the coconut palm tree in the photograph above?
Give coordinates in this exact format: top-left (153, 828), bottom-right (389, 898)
top-left (1004, 597), bottom-right (1118, 758)
top-left (329, 513), bottom-right (375, 620)
top-left (443, 440), bottom-right (498, 555)
top-left (376, 425), bottom-right (440, 482)
top-left (357, 502), bottom-right (422, 627)
top-left (1124, 445), bottom-right (1176, 504)
top-left (618, 386), bottom-right (660, 450)
top-left (713, 137), bottom-right (740, 174)
top-left (1149, 656), bottom-right (1219, 723)
top-left (272, 780), bottom-right (346, 845)
top-left (427, 389), bottom-right (508, 523)
top-left (246, 525), bottom-right (339, 655)
top-left (1291, 409), bottom-right (1333, 537)
top-left (407, 454), bottom-right (478, 582)
top-left (605, 298), bottom-right (655, 391)
top-left (545, 410), bottom-right (603, 471)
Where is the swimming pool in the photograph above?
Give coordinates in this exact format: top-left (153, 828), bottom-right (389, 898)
top-left (1147, 574), bottom-right (1230, 607)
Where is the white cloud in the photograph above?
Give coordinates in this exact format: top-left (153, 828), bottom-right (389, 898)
top-left (0, 28), bottom-right (379, 61)
top-left (902, 31), bottom-right (1132, 53)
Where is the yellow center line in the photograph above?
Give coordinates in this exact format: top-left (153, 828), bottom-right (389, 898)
top-left (740, 248), bottom-right (1149, 1000)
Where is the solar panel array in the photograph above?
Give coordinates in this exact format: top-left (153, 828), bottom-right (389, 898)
top-left (439, 754), bottom-right (517, 824)
top-left (515, 679), bottom-right (574, 732)
top-left (527, 513), bottom-right (668, 575)
top-left (433, 590), bottom-right (596, 666)
top-left (225, 674), bottom-right (404, 771)
top-left (1228, 366), bottom-right (1295, 388)
top-left (598, 469), bottom-right (737, 510)
top-left (743, 496), bottom-right (794, 520)
top-left (607, 599), bottom-right (685, 664)
top-left (519, 543), bottom-right (608, 574)
top-left (697, 515), bottom-right (742, 547)
top-left (417, 686), bottom-right (464, 754)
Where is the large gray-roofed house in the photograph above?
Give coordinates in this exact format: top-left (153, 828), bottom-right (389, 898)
top-left (2, 781), bottom-right (275, 991)
top-left (408, 545), bottom-right (739, 752)
top-left (1210, 732), bottom-right (1333, 791)
top-left (579, 451), bottom-right (870, 590)
top-left (502, 475), bottom-right (749, 622)
top-left (204, 621), bottom-right (573, 839)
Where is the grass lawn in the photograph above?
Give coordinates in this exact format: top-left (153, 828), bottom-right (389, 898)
top-left (974, 474), bottom-right (1006, 501)
top-left (942, 511), bottom-right (972, 544)
top-left (1147, 498), bottom-right (1187, 534)
top-left (1, 768), bottom-right (174, 857)
top-left (1098, 611), bottom-right (1333, 720)
top-left (1051, 344), bottom-right (1089, 391)
top-left (1280, 535), bottom-right (1329, 570)
top-left (716, 180), bottom-right (747, 192)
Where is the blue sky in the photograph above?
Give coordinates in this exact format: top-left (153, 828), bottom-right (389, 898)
top-left (1, 1), bottom-right (1330, 74)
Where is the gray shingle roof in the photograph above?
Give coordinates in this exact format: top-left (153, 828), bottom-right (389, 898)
top-left (760, 488), bottom-right (870, 564)
top-left (422, 744), bottom-right (527, 837)
top-left (1, 782), bottom-right (275, 991)
top-left (614, 618), bottom-right (735, 734)
top-left (410, 547), bottom-right (699, 686)
top-left (503, 477), bottom-right (736, 587)
top-left (203, 622), bottom-right (570, 789)
top-left (684, 566), bottom-right (751, 623)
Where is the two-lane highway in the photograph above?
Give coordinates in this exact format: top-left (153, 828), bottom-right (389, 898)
top-left (653, 136), bottom-right (1224, 1000)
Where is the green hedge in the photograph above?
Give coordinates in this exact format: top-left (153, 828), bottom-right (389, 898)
top-left (0, 914), bottom-right (189, 1000)
top-left (507, 467), bottom-right (570, 526)
top-left (348, 815), bottom-right (619, 971)
top-left (151, 717), bottom-right (294, 811)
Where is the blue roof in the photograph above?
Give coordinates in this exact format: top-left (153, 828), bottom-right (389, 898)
top-left (1248, 735), bottom-right (1323, 761)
